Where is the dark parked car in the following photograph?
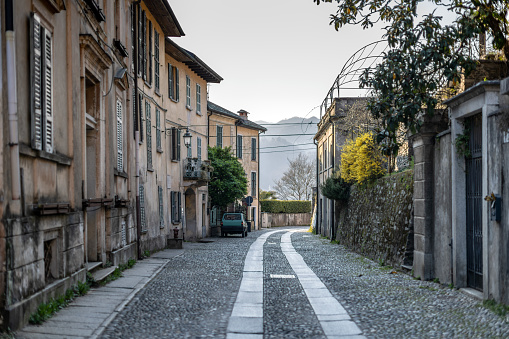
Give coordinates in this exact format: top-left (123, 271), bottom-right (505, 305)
top-left (221, 213), bottom-right (248, 237)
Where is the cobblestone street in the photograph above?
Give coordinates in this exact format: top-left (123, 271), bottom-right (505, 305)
top-left (97, 227), bottom-right (509, 338)
top-left (15, 227), bottom-right (509, 338)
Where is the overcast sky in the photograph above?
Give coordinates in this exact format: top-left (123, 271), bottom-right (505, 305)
top-left (170, 0), bottom-right (385, 123)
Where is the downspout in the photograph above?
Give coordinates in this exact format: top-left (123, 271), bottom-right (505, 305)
top-left (6, 0), bottom-right (20, 201)
top-left (331, 118), bottom-right (335, 240)
top-left (257, 130), bottom-right (262, 230)
top-left (314, 139), bottom-right (319, 234)
top-left (207, 110), bottom-right (211, 148)
top-left (133, 0), bottom-right (142, 260)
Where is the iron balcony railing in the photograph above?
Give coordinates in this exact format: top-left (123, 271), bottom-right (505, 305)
top-left (183, 158), bottom-right (212, 181)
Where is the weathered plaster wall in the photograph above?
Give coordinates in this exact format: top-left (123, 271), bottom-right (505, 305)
top-left (335, 171), bottom-right (414, 268)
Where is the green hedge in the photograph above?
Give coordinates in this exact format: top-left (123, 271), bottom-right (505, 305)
top-left (260, 200), bottom-right (311, 213)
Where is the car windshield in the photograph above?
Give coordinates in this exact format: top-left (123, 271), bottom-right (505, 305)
top-left (223, 214), bottom-right (241, 220)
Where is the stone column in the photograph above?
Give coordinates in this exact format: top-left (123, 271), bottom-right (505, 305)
top-left (412, 114), bottom-right (449, 280)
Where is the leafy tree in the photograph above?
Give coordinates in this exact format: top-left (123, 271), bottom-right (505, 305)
top-left (260, 190), bottom-right (278, 200)
top-left (320, 173), bottom-right (351, 201)
top-left (315, 0), bottom-right (509, 155)
top-left (208, 146), bottom-right (248, 208)
top-left (274, 153), bottom-right (315, 200)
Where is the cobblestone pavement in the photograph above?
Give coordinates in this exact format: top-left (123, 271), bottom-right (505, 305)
top-left (99, 228), bottom-right (509, 338)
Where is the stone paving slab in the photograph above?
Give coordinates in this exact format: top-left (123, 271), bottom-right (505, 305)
top-left (226, 334), bottom-right (263, 339)
top-left (227, 317), bottom-right (263, 334)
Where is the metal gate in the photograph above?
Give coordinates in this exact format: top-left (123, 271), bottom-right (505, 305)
top-left (466, 114), bottom-right (483, 291)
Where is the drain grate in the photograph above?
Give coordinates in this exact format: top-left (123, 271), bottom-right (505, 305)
top-left (270, 274), bottom-right (296, 279)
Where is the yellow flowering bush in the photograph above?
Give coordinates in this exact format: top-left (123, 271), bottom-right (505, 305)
top-left (340, 132), bottom-right (385, 184)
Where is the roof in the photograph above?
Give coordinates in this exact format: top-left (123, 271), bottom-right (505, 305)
top-left (144, 0), bottom-right (185, 37)
top-left (165, 38), bottom-right (223, 83)
top-left (207, 102), bottom-right (267, 132)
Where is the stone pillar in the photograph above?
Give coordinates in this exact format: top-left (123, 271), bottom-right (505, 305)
top-left (412, 114), bottom-right (449, 280)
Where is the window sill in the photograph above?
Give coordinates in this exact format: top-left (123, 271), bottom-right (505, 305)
top-left (114, 168), bottom-right (128, 178)
top-left (170, 98), bottom-right (179, 103)
top-left (155, 89), bottom-right (161, 97)
top-left (172, 221), bottom-right (181, 225)
top-left (141, 230), bottom-right (148, 234)
top-left (196, 111), bottom-right (202, 116)
top-left (186, 105), bottom-right (192, 111)
top-left (157, 147), bottom-right (163, 153)
top-left (147, 167), bottom-right (154, 172)
top-left (144, 81), bottom-right (152, 89)
top-left (171, 159), bottom-right (180, 163)
top-left (19, 143), bottom-right (72, 166)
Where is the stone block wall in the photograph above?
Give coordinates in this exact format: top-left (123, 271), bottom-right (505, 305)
top-left (335, 171), bottom-right (414, 268)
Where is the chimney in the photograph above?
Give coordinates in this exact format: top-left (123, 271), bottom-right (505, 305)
top-left (238, 109), bottom-right (249, 120)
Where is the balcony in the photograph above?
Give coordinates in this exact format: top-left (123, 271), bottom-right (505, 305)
top-left (183, 158), bottom-right (212, 184)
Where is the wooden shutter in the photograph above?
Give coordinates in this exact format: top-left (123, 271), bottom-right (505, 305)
top-left (168, 64), bottom-right (173, 99)
top-left (197, 137), bottom-right (202, 161)
top-left (175, 68), bottom-right (179, 101)
top-left (43, 26), bottom-right (54, 153)
top-left (130, 4), bottom-right (135, 73)
top-left (116, 100), bottom-right (123, 171)
top-left (154, 30), bottom-right (159, 91)
top-left (138, 6), bottom-right (142, 76)
top-left (252, 138), bottom-right (256, 160)
top-left (237, 135), bottom-right (242, 158)
top-left (158, 186), bottom-right (164, 228)
top-left (177, 192), bottom-right (182, 222)
top-left (139, 94), bottom-right (143, 142)
top-left (186, 76), bottom-right (190, 107)
top-left (140, 184), bottom-right (146, 231)
top-left (31, 13), bottom-right (43, 151)
top-left (148, 21), bottom-right (152, 84)
top-left (156, 108), bottom-right (161, 150)
top-left (146, 101), bottom-right (152, 168)
top-left (217, 126), bottom-right (222, 148)
top-left (177, 129), bottom-right (181, 160)
top-left (196, 84), bottom-right (201, 113)
top-left (142, 10), bottom-right (147, 80)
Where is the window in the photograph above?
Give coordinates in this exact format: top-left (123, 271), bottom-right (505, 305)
top-left (148, 20), bottom-right (152, 84)
top-left (116, 100), bottom-right (123, 171)
top-left (197, 137), bottom-right (202, 161)
top-left (154, 29), bottom-right (159, 92)
top-left (140, 184), bottom-right (147, 231)
top-left (168, 64), bottom-right (179, 101)
top-left (237, 135), bottom-right (243, 159)
top-left (171, 191), bottom-right (182, 223)
top-left (171, 127), bottom-right (181, 161)
top-left (196, 84), bottom-right (201, 114)
top-left (158, 186), bottom-right (164, 228)
top-left (156, 108), bottom-right (161, 151)
top-left (251, 172), bottom-right (257, 197)
top-left (251, 138), bottom-right (256, 161)
top-left (216, 125), bottom-right (223, 148)
top-left (146, 101), bottom-right (152, 169)
top-left (31, 12), bottom-right (54, 153)
top-left (186, 76), bottom-right (191, 109)
top-left (187, 138), bottom-right (192, 158)
top-left (142, 12), bottom-right (147, 80)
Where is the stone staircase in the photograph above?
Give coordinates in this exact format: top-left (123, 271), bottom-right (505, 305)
top-left (86, 262), bottom-right (117, 284)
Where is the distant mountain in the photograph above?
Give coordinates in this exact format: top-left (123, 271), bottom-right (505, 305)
top-left (256, 116), bottom-right (319, 191)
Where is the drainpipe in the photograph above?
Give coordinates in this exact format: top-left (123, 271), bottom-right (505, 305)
top-left (133, 0), bottom-right (142, 260)
top-left (314, 139), bottom-right (319, 234)
top-left (207, 110), bottom-right (211, 148)
top-left (6, 0), bottom-right (21, 201)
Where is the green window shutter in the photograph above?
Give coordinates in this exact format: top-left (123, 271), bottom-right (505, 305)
top-left (146, 102), bottom-right (152, 168)
top-left (196, 84), bottom-right (201, 113)
top-left (148, 20), bottom-right (152, 84)
top-left (142, 10), bottom-right (147, 80)
top-left (251, 172), bottom-right (257, 196)
top-left (31, 12), bottom-right (43, 151)
top-left (251, 138), bottom-right (256, 161)
top-left (217, 126), bottom-right (222, 148)
top-left (138, 6), bottom-right (142, 76)
top-left (158, 186), bottom-right (164, 228)
top-left (168, 64), bottom-right (173, 99)
top-left (186, 76), bottom-right (191, 108)
top-left (154, 30), bottom-right (159, 91)
top-left (156, 108), bottom-right (161, 150)
top-left (177, 129), bottom-right (181, 160)
top-left (43, 28), bottom-right (53, 153)
top-left (237, 135), bottom-right (242, 158)
top-left (139, 94), bottom-right (143, 142)
top-left (177, 192), bottom-right (182, 222)
top-left (197, 137), bottom-right (202, 161)
top-left (175, 68), bottom-right (180, 102)
top-left (140, 184), bottom-right (146, 231)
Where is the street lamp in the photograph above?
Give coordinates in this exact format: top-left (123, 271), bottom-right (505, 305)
top-left (183, 128), bottom-right (192, 148)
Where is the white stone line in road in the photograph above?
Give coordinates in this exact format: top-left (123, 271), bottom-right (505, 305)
top-left (281, 231), bottom-right (365, 338)
top-left (226, 231), bottom-right (279, 339)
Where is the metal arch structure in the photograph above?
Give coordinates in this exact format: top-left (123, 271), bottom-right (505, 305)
top-left (320, 40), bottom-right (387, 118)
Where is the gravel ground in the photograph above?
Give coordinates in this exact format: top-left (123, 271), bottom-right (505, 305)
top-left (100, 228), bottom-right (509, 338)
top-left (292, 231), bottom-right (509, 339)
top-left (100, 235), bottom-right (256, 339)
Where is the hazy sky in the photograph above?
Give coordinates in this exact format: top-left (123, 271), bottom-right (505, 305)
top-left (170, 0), bottom-right (385, 123)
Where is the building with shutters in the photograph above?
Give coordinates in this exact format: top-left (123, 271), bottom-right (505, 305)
top-left (0, 0), bottom-right (221, 330)
top-left (207, 102), bottom-right (266, 233)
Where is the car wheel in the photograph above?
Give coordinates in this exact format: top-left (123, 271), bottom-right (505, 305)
top-left (244, 231), bottom-right (248, 237)
top-left (241, 231), bottom-right (245, 238)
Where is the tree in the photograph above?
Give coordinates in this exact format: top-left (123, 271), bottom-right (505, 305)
top-left (260, 190), bottom-right (278, 200)
top-left (208, 146), bottom-right (248, 208)
top-left (315, 0), bottom-right (509, 155)
top-left (273, 153), bottom-right (315, 200)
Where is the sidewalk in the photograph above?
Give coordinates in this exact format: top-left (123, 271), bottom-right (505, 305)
top-left (15, 248), bottom-right (185, 339)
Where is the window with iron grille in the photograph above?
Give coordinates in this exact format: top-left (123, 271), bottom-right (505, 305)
top-left (171, 127), bottom-right (181, 161)
top-left (168, 64), bottom-right (179, 101)
top-left (140, 184), bottom-right (147, 231)
top-left (251, 172), bottom-right (257, 197)
top-left (237, 135), bottom-right (243, 159)
top-left (146, 101), bottom-right (152, 169)
top-left (186, 76), bottom-right (191, 109)
top-left (171, 191), bottom-right (182, 223)
top-left (217, 125), bottom-right (223, 148)
top-left (196, 83), bottom-right (201, 114)
top-left (197, 137), bottom-right (202, 161)
top-left (116, 100), bottom-right (123, 171)
top-left (156, 108), bottom-right (161, 151)
top-left (251, 138), bottom-right (256, 161)
top-left (154, 29), bottom-right (159, 92)
top-left (158, 186), bottom-right (165, 228)
top-left (31, 12), bottom-right (54, 153)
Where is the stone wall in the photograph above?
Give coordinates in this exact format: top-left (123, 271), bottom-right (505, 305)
top-left (335, 170), bottom-right (414, 268)
top-left (261, 213), bottom-right (312, 227)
